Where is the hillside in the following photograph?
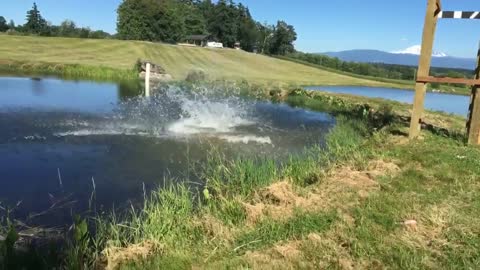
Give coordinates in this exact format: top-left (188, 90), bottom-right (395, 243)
top-left (0, 35), bottom-right (404, 87)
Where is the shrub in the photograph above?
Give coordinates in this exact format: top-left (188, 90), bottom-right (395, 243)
top-left (185, 70), bottom-right (207, 82)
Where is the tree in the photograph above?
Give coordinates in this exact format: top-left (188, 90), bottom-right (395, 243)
top-left (150, 0), bottom-right (186, 43)
top-left (8, 19), bottom-right (15, 30)
top-left (182, 3), bottom-right (207, 35)
top-left (235, 5), bottom-right (259, 52)
top-left (59, 20), bottom-right (77, 37)
top-left (117, 0), bottom-right (153, 40)
top-left (257, 22), bottom-right (274, 53)
top-left (208, 0), bottom-right (238, 47)
top-left (117, 0), bottom-right (185, 42)
top-left (24, 2), bottom-right (47, 34)
top-left (269, 21), bottom-right (297, 55)
top-left (0, 16), bottom-right (8, 32)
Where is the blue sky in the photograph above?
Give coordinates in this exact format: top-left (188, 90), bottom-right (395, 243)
top-left (2, 0), bottom-right (480, 57)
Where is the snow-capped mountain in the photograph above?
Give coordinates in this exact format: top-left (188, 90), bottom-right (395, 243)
top-left (391, 45), bottom-right (448, 57)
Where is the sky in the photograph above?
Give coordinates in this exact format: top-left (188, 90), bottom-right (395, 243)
top-left (2, 0), bottom-right (480, 58)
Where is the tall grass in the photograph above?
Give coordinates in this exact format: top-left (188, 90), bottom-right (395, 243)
top-left (0, 61), bottom-right (138, 82)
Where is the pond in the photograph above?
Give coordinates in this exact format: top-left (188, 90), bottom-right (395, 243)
top-left (305, 85), bottom-right (470, 117)
top-left (0, 77), bottom-right (334, 226)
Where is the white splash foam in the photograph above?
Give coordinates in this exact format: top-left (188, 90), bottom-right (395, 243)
top-left (218, 135), bottom-right (272, 145)
top-left (55, 129), bottom-right (151, 137)
top-left (167, 94), bottom-right (253, 135)
top-left (24, 134), bottom-right (46, 140)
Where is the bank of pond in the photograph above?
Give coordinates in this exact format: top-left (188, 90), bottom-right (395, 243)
top-left (0, 76), bottom-right (469, 268)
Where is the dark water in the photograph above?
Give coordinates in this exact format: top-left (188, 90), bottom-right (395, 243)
top-left (0, 76), bottom-right (334, 226)
top-left (305, 85), bottom-right (469, 117)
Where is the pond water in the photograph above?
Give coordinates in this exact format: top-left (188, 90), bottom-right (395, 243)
top-left (305, 85), bottom-right (470, 117)
top-left (0, 76), bottom-right (334, 226)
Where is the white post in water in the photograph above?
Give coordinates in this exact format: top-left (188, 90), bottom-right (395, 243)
top-left (145, 62), bottom-right (151, 97)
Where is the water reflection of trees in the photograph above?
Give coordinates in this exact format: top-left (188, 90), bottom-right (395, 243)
top-left (117, 80), bottom-right (143, 101)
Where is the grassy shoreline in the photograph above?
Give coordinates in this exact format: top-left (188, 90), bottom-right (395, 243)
top-left (0, 60), bottom-right (138, 82)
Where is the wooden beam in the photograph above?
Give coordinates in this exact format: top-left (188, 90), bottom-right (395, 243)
top-left (467, 45), bottom-right (480, 145)
top-left (416, 76), bottom-right (480, 86)
top-left (409, 0), bottom-right (440, 139)
top-left (436, 0), bottom-right (442, 15)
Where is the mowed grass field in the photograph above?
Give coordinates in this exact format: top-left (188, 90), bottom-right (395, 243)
top-left (0, 34), bottom-right (404, 87)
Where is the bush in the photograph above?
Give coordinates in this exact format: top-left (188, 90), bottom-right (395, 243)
top-left (185, 70), bottom-right (207, 82)
top-left (134, 59), bottom-right (142, 72)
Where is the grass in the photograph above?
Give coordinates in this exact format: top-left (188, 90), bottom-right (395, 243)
top-left (0, 34), bottom-right (408, 88)
top-left (0, 61), bottom-right (138, 81)
top-left (1, 81), bottom-right (479, 269)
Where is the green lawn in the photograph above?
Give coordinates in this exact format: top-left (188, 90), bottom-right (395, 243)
top-left (0, 34), bottom-right (405, 87)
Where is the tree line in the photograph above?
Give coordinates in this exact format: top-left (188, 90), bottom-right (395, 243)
top-left (116, 0), bottom-right (297, 54)
top-left (286, 51), bottom-right (472, 87)
top-left (0, 3), bottom-right (111, 39)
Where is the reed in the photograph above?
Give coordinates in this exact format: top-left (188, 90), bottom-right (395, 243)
top-left (0, 60), bottom-right (138, 82)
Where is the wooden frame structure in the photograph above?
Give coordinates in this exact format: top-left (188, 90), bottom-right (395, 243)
top-left (410, 0), bottom-right (480, 145)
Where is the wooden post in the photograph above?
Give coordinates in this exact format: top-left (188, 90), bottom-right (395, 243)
top-left (467, 44), bottom-right (480, 145)
top-left (145, 62), bottom-right (151, 97)
top-left (409, 0), bottom-right (441, 139)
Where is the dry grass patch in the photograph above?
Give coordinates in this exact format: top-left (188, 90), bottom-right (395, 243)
top-left (243, 180), bottom-right (327, 225)
top-left (244, 241), bottom-right (305, 270)
top-left (193, 214), bottom-right (235, 244)
top-left (100, 241), bottom-right (162, 270)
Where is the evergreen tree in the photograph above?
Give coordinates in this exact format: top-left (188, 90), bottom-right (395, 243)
top-left (235, 5), bottom-right (259, 51)
top-left (0, 16), bottom-right (7, 32)
top-left (24, 2), bottom-right (47, 34)
top-left (151, 0), bottom-right (186, 43)
top-left (182, 3), bottom-right (207, 35)
top-left (208, 0), bottom-right (238, 47)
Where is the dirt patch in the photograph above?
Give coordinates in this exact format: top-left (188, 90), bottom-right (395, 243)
top-left (331, 159), bottom-right (399, 187)
top-left (242, 160), bottom-right (400, 225)
top-left (244, 241), bottom-right (304, 270)
top-left (328, 160), bottom-right (399, 199)
top-left (193, 214), bottom-right (234, 243)
top-left (274, 241), bottom-right (302, 260)
top-left (243, 180), bottom-right (327, 225)
top-left (100, 241), bottom-right (161, 270)
top-left (330, 166), bottom-right (379, 190)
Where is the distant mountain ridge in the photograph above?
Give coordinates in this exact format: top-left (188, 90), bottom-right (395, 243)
top-left (320, 49), bottom-right (475, 70)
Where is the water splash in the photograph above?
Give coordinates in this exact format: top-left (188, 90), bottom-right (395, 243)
top-left (56, 85), bottom-right (271, 144)
top-left (166, 86), bottom-right (254, 135)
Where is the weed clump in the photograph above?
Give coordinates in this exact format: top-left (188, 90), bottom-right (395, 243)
top-left (185, 69), bottom-right (207, 82)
